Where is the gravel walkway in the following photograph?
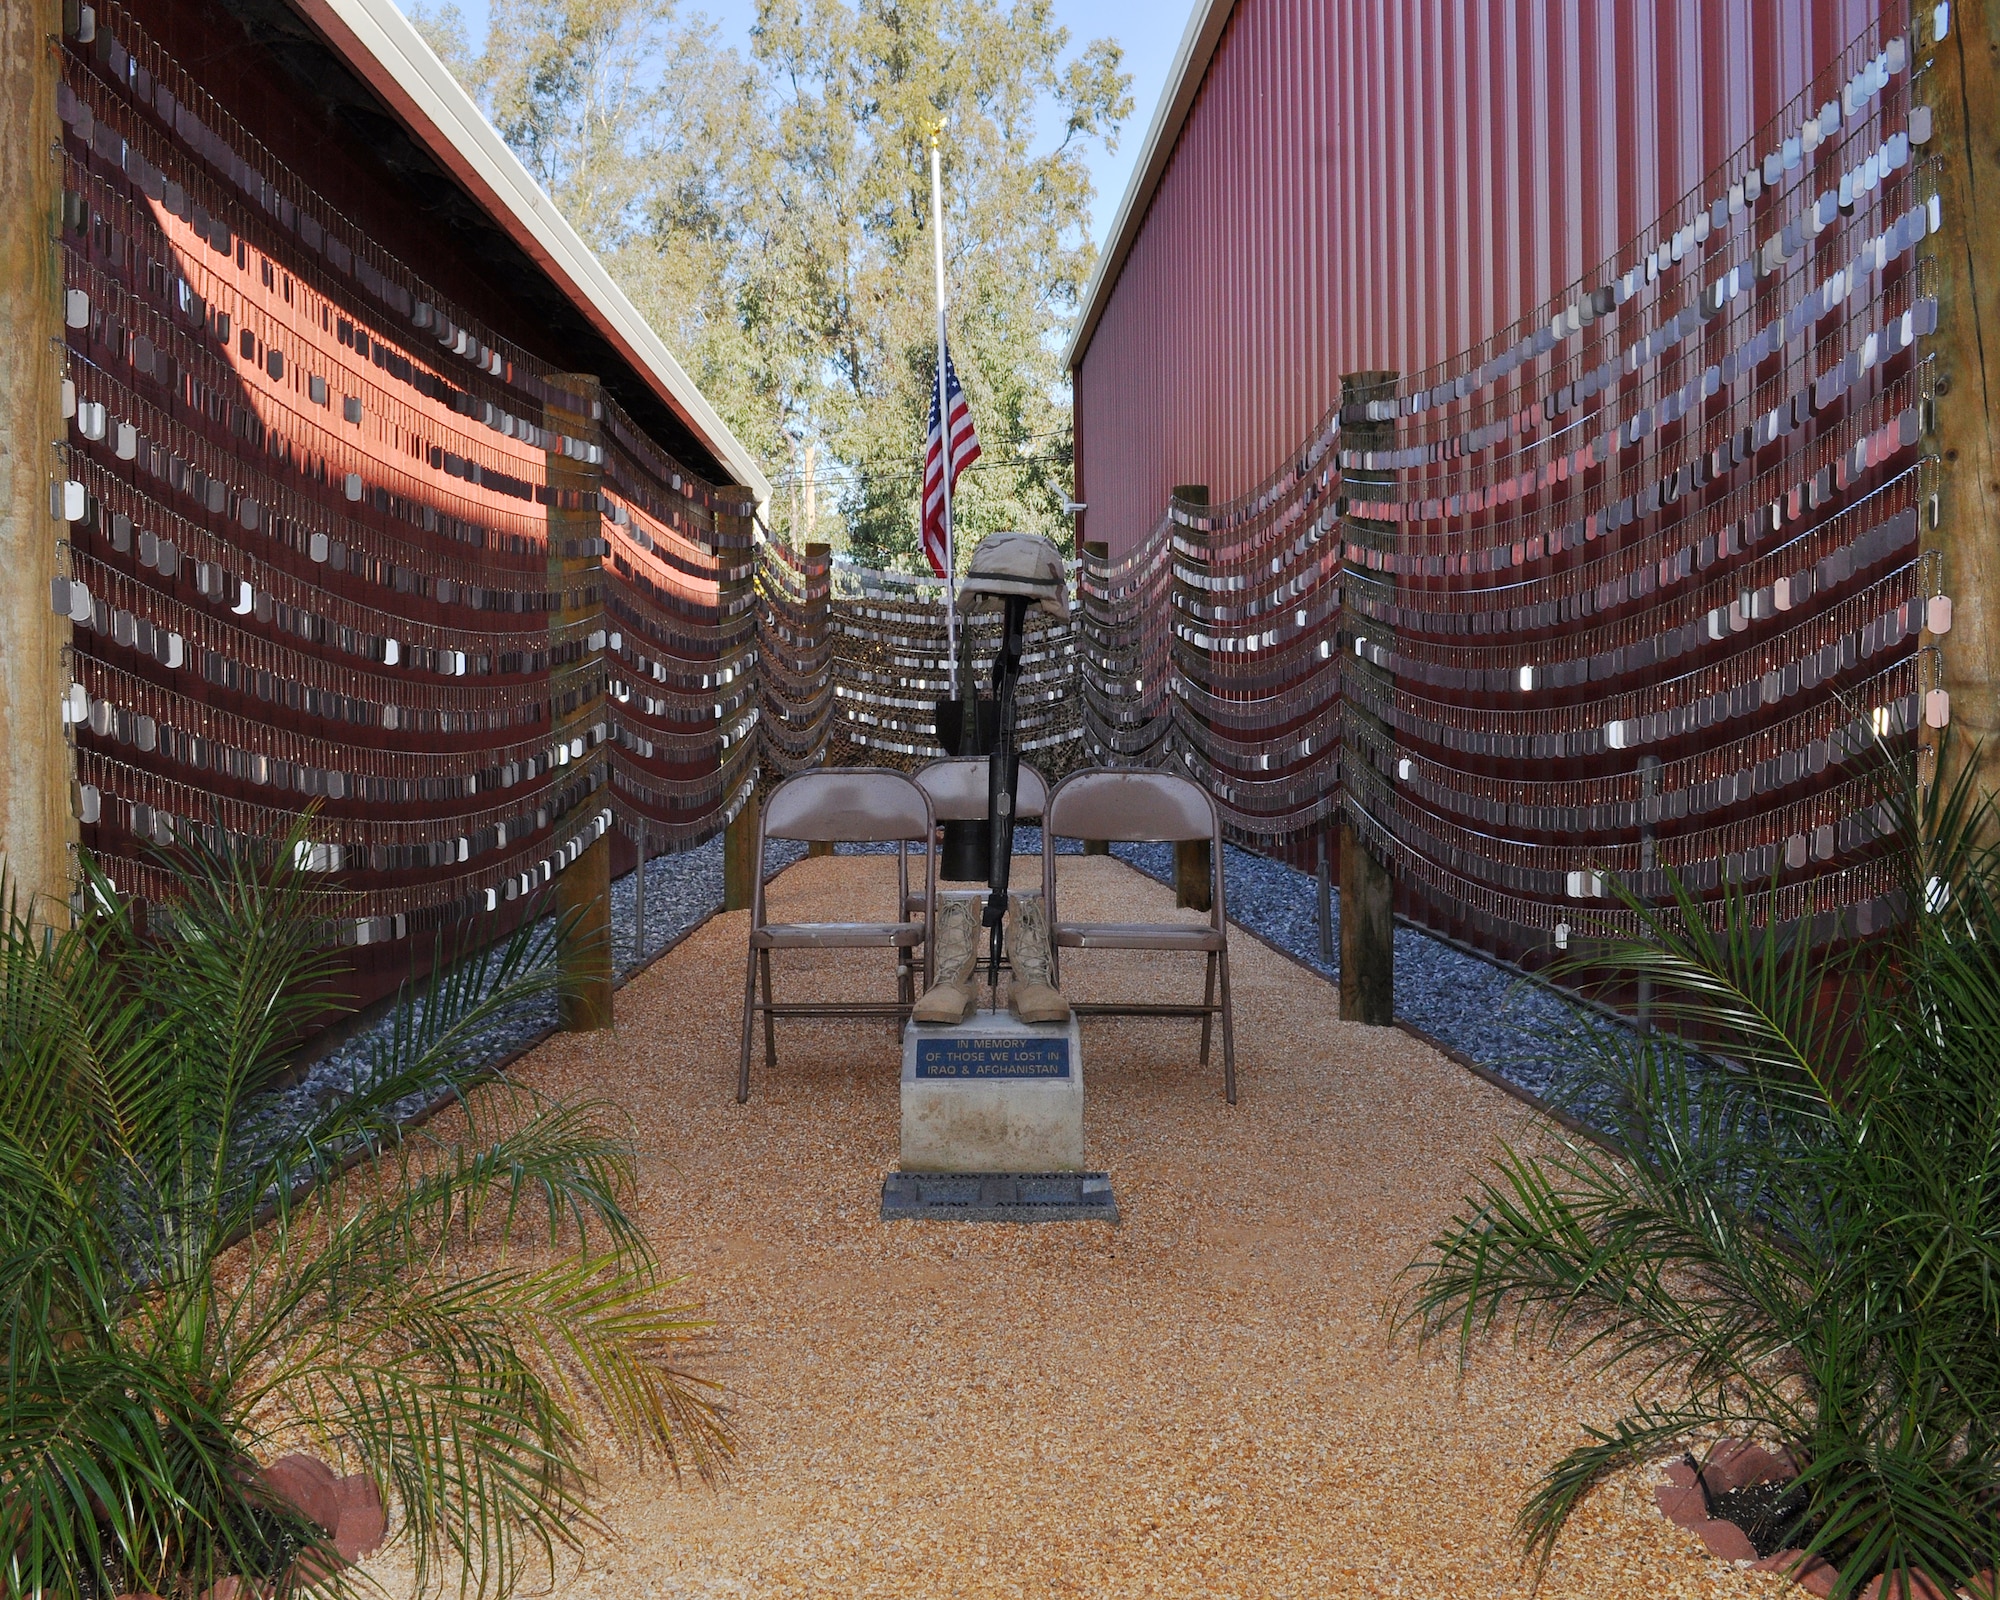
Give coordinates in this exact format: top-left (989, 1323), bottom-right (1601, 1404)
top-left (1102, 842), bottom-right (1626, 1104)
top-left (358, 853), bottom-right (1777, 1600)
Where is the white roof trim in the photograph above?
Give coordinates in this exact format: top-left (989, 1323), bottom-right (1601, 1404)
top-left (1064, 0), bottom-right (1237, 374)
top-left (291, 0), bottom-right (770, 500)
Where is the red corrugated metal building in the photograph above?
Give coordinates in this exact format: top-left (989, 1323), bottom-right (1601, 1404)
top-left (1071, 0), bottom-right (1885, 551)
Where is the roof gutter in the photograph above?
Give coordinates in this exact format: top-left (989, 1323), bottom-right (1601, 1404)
top-left (1064, 0), bottom-right (1238, 375)
top-left (288, 0), bottom-right (770, 501)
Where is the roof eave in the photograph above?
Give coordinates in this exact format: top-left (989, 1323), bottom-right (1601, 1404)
top-left (289, 0), bottom-right (771, 502)
top-left (1065, 0), bottom-right (1238, 376)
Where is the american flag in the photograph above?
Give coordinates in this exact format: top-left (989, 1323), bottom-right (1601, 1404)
top-left (920, 343), bottom-right (981, 578)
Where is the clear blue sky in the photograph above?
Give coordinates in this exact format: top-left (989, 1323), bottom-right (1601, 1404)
top-left (431, 0), bottom-right (1189, 245)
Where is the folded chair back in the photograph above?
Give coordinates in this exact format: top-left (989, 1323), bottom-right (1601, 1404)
top-left (740, 767), bottom-right (935, 1103)
top-left (764, 767), bottom-right (933, 843)
top-left (1046, 768), bottom-right (1216, 846)
top-left (1041, 766), bottom-right (1235, 1103)
top-left (915, 758), bottom-right (1048, 823)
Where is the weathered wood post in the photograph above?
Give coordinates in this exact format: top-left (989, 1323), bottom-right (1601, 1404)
top-left (804, 538), bottom-right (836, 858)
top-left (1338, 373), bottom-right (1399, 1025)
top-left (1920, 7), bottom-right (2000, 814)
top-left (1, 0), bottom-right (78, 919)
top-left (1171, 486), bottom-right (1213, 911)
top-left (722, 493), bottom-right (760, 911)
top-left (1080, 538), bottom-right (1111, 855)
top-left (1315, 825), bottom-right (1334, 965)
top-left (632, 822), bottom-right (649, 963)
top-left (546, 376), bottom-right (613, 1031)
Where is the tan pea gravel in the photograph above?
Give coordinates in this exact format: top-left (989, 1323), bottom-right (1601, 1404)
top-left (364, 853), bottom-right (1791, 1599)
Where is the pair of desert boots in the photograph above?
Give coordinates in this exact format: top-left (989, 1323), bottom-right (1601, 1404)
top-left (913, 895), bottom-right (1069, 1026)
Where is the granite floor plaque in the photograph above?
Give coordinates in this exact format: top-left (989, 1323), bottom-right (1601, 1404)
top-left (900, 1011), bottom-right (1084, 1173)
top-left (880, 1170), bottom-right (1118, 1223)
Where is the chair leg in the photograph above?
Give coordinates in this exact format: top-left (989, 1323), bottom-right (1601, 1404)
top-left (1199, 950), bottom-right (1215, 1065)
top-left (760, 948), bottom-right (778, 1068)
top-left (737, 941), bottom-right (760, 1103)
top-left (1218, 946), bottom-right (1237, 1105)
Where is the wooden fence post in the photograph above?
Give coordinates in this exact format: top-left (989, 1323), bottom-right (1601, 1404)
top-left (1338, 373), bottom-right (1398, 1025)
top-left (803, 537), bottom-right (835, 857)
top-left (1, 0), bottom-right (77, 920)
top-left (1921, 8), bottom-right (2000, 815)
top-left (722, 496), bottom-right (759, 910)
top-left (632, 822), bottom-right (649, 963)
top-left (1171, 487), bottom-right (1213, 911)
top-left (546, 376), bottom-right (613, 1031)
top-left (1080, 538), bottom-right (1111, 855)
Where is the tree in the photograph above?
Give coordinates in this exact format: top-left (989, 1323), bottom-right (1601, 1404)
top-left (407, 0), bottom-right (1130, 570)
top-left (748, 0), bottom-right (1123, 568)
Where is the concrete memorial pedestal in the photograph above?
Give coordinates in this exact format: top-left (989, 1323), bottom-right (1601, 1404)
top-left (883, 1010), bottom-right (1117, 1221)
top-left (900, 1010), bottom-right (1083, 1171)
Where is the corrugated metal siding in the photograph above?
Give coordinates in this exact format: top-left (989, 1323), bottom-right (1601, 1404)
top-left (1075, 0), bottom-right (1878, 555)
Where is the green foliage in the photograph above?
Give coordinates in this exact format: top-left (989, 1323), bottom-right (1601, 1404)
top-left (0, 825), bottom-right (726, 1599)
top-left (408, 0), bottom-right (1129, 568)
top-left (1399, 744), bottom-right (2000, 1598)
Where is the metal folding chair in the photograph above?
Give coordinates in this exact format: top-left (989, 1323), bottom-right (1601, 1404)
top-left (1041, 767), bottom-right (1236, 1103)
top-left (738, 767), bottom-right (936, 1102)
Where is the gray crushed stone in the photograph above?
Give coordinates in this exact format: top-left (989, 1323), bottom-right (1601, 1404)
top-left (1101, 841), bottom-right (1629, 1107)
top-left (277, 835), bottom-right (809, 1133)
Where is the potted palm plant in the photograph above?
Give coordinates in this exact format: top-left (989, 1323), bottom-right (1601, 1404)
top-left (1401, 742), bottom-right (2000, 1599)
top-left (0, 825), bottom-right (727, 1599)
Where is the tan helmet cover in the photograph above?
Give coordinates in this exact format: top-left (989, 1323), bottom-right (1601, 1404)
top-left (958, 530), bottom-right (1068, 618)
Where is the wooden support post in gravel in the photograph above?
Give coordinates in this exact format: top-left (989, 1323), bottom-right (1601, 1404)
top-left (1920, 7), bottom-right (2000, 815)
top-left (633, 822), bottom-right (649, 962)
top-left (1, 0), bottom-right (77, 920)
top-left (721, 501), bottom-right (760, 911)
top-left (547, 376), bottom-right (613, 1031)
top-left (725, 796), bottom-right (758, 910)
top-left (1080, 542), bottom-right (1111, 855)
top-left (1338, 374), bottom-right (1398, 1026)
top-left (1316, 825), bottom-right (1334, 965)
top-left (1171, 489), bottom-right (1213, 911)
top-left (805, 537), bottom-right (831, 860)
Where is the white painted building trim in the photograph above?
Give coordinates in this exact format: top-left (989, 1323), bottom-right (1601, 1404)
top-left (291, 0), bottom-right (770, 500)
top-left (1064, 0), bottom-right (1237, 374)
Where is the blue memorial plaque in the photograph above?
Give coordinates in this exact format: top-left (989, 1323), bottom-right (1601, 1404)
top-left (913, 1034), bottom-right (1072, 1080)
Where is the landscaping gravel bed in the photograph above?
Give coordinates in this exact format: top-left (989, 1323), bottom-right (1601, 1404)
top-left (1103, 841), bottom-right (1629, 1105)
top-left (272, 836), bottom-right (811, 1140)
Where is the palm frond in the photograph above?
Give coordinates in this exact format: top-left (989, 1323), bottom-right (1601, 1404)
top-left (1402, 733), bottom-right (2000, 1593)
top-left (2, 829), bottom-right (728, 1600)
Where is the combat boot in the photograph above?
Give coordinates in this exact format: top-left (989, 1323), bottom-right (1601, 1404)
top-left (913, 896), bottom-right (980, 1024)
top-left (1005, 894), bottom-right (1071, 1025)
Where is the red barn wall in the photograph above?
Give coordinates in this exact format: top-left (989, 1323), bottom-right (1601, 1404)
top-left (1075, 0), bottom-right (1885, 554)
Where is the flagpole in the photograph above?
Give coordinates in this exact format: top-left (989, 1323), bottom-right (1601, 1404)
top-left (929, 124), bottom-right (959, 697)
